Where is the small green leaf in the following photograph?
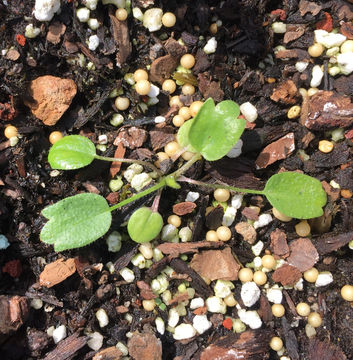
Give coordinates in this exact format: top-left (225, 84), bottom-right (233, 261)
top-left (48, 135), bottom-right (96, 170)
top-left (177, 119), bottom-right (197, 153)
top-left (165, 175), bottom-right (181, 189)
top-left (128, 207), bottom-right (163, 243)
top-left (188, 98), bottom-right (246, 161)
top-left (40, 193), bottom-right (112, 251)
top-left (264, 172), bottom-right (327, 219)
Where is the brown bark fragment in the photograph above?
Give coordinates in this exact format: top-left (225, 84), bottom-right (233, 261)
top-left (42, 332), bottom-right (88, 360)
top-left (0, 296), bottom-right (29, 335)
top-left (299, 0), bottom-right (322, 16)
top-left (190, 247), bottom-right (240, 281)
top-left (270, 228), bottom-right (289, 258)
top-left (149, 55), bottom-right (179, 85)
top-left (93, 347), bottom-right (123, 360)
top-left (301, 91), bottom-right (353, 130)
top-left (110, 15), bottom-right (132, 67)
top-left (157, 241), bottom-right (223, 257)
top-left (110, 142), bottom-right (126, 177)
top-left (5, 49), bottom-right (20, 61)
top-left (272, 263), bottom-right (302, 286)
top-left (314, 231), bottom-right (353, 255)
top-left (307, 338), bottom-right (347, 360)
top-left (164, 38), bottom-right (187, 58)
top-left (173, 202), bottom-right (197, 216)
top-left (255, 133), bottom-right (295, 169)
top-left (284, 25), bottom-right (306, 44)
top-left (241, 207), bottom-right (259, 221)
top-left (258, 295), bottom-right (273, 323)
top-left (200, 330), bottom-right (271, 360)
top-left (287, 238), bottom-right (319, 272)
top-left (114, 127), bottom-right (148, 149)
top-left (340, 22), bottom-right (353, 39)
top-left (39, 258), bottom-right (76, 288)
top-left (128, 332), bottom-right (162, 360)
top-left (235, 222), bottom-right (257, 244)
top-left (270, 81), bottom-right (299, 105)
top-left (275, 49), bottom-right (310, 61)
top-left (321, 181), bottom-right (340, 202)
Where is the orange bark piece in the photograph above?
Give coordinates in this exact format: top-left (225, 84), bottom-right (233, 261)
top-left (39, 258), bottom-right (76, 288)
top-left (172, 201), bottom-right (197, 216)
top-left (110, 142), bottom-right (126, 177)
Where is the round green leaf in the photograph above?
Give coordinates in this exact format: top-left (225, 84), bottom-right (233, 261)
top-left (176, 119), bottom-right (197, 153)
top-left (48, 135), bottom-right (96, 170)
top-left (128, 207), bottom-right (163, 243)
top-left (264, 172), bottom-right (327, 219)
top-left (40, 193), bottom-right (112, 251)
top-left (188, 98), bottom-right (246, 161)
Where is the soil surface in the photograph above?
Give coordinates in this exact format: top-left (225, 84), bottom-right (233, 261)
top-left (1, 0), bottom-right (353, 359)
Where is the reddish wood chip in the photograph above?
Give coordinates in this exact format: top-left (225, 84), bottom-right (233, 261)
top-left (275, 49), bottom-right (310, 61)
top-left (39, 258), bottom-right (76, 288)
top-left (114, 127), bottom-right (147, 149)
top-left (307, 338), bottom-right (347, 360)
top-left (128, 332), bottom-right (162, 360)
top-left (321, 181), bottom-right (340, 202)
top-left (110, 15), bottom-right (132, 67)
top-left (255, 132), bottom-right (295, 169)
top-left (200, 330), bottom-right (271, 360)
top-left (110, 142), bottom-right (126, 177)
top-left (0, 295), bottom-right (29, 335)
top-left (150, 126), bottom-right (175, 151)
top-left (93, 347), bottom-right (123, 360)
top-left (190, 247), bottom-right (240, 281)
top-left (287, 238), bottom-right (319, 272)
top-left (301, 91), bottom-right (353, 130)
top-left (46, 22), bottom-right (66, 45)
top-left (270, 80), bottom-right (299, 105)
top-left (241, 207), bottom-right (259, 221)
top-left (341, 22), bottom-right (353, 39)
top-left (235, 222), bottom-right (257, 244)
top-left (270, 228), bottom-right (289, 258)
top-left (272, 263), bottom-right (302, 286)
top-left (106, 192), bottom-right (120, 205)
top-left (149, 54), bottom-right (179, 85)
top-left (5, 49), bottom-right (20, 61)
top-left (157, 241), bottom-right (223, 257)
top-left (173, 202), bottom-right (197, 216)
top-left (137, 281), bottom-right (156, 300)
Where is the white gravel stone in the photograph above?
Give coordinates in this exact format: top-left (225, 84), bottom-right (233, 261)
top-left (337, 52), bottom-right (353, 75)
top-left (130, 172), bottom-right (152, 191)
top-left (238, 309), bottom-right (262, 329)
top-left (266, 287), bottom-right (283, 304)
top-left (190, 297), bottom-right (205, 309)
top-left (315, 272), bottom-right (333, 287)
top-left (119, 267), bottom-right (135, 283)
top-left (222, 206), bottom-right (237, 226)
top-left (106, 231), bottom-right (122, 252)
top-left (155, 317), bottom-right (165, 335)
top-left (76, 7), bottom-right (91, 23)
top-left (193, 315), bottom-right (212, 334)
top-left (186, 191), bottom-right (200, 202)
top-left (251, 241), bottom-right (264, 256)
top-left (173, 324), bottom-right (197, 340)
top-left (214, 280), bottom-right (234, 298)
top-left (34, 0), bottom-right (61, 22)
top-left (253, 214), bottom-right (272, 229)
top-left (206, 296), bottom-right (227, 314)
top-left (168, 308), bottom-right (180, 327)
top-left (315, 30), bottom-right (346, 48)
top-left (96, 309), bottom-right (109, 328)
top-left (148, 84), bottom-right (160, 98)
top-left (231, 194), bottom-right (243, 209)
top-left (161, 224), bottom-right (178, 242)
top-left (310, 65), bottom-right (324, 88)
top-left (239, 102), bottom-right (258, 122)
top-left (143, 8), bottom-right (163, 32)
top-left (52, 325), bottom-right (67, 344)
top-left (88, 35), bottom-right (100, 51)
top-left (272, 22), bottom-right (287, 34)
top-left (87, 332), bottom-right (104, 351)
top-left (241, 282), bottom-right (261, 307)
top-left (203, 37), bottom-right (217, 54)
top-left (295, 61), bottom-right (309, 73)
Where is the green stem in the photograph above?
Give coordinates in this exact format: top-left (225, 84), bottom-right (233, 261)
top-left (170, 153), bottom-right (202, 179)
top-left (94, 154), bottom-right (161, 176)
top-left (109, 179), bottom-right (167, 212)
top-left (177, 176), bottom-right (265, 195)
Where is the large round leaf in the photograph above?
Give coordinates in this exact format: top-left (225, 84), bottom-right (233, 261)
top-left (41, 193), bottom-right (112, 251)
top-left (48, 135), bottom-right (96, 170)
top-left (264, 172), bottom-right (327, 219)
top-left (188, 98), bottom-right (246, 161)
top-left (128, 207), bottom-right (163, 243)
top-left (177, 119), bottom-right (197, 153)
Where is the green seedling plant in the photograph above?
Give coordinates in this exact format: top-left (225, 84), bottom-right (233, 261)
top-left (40, 98), bottom-right (327, 251)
